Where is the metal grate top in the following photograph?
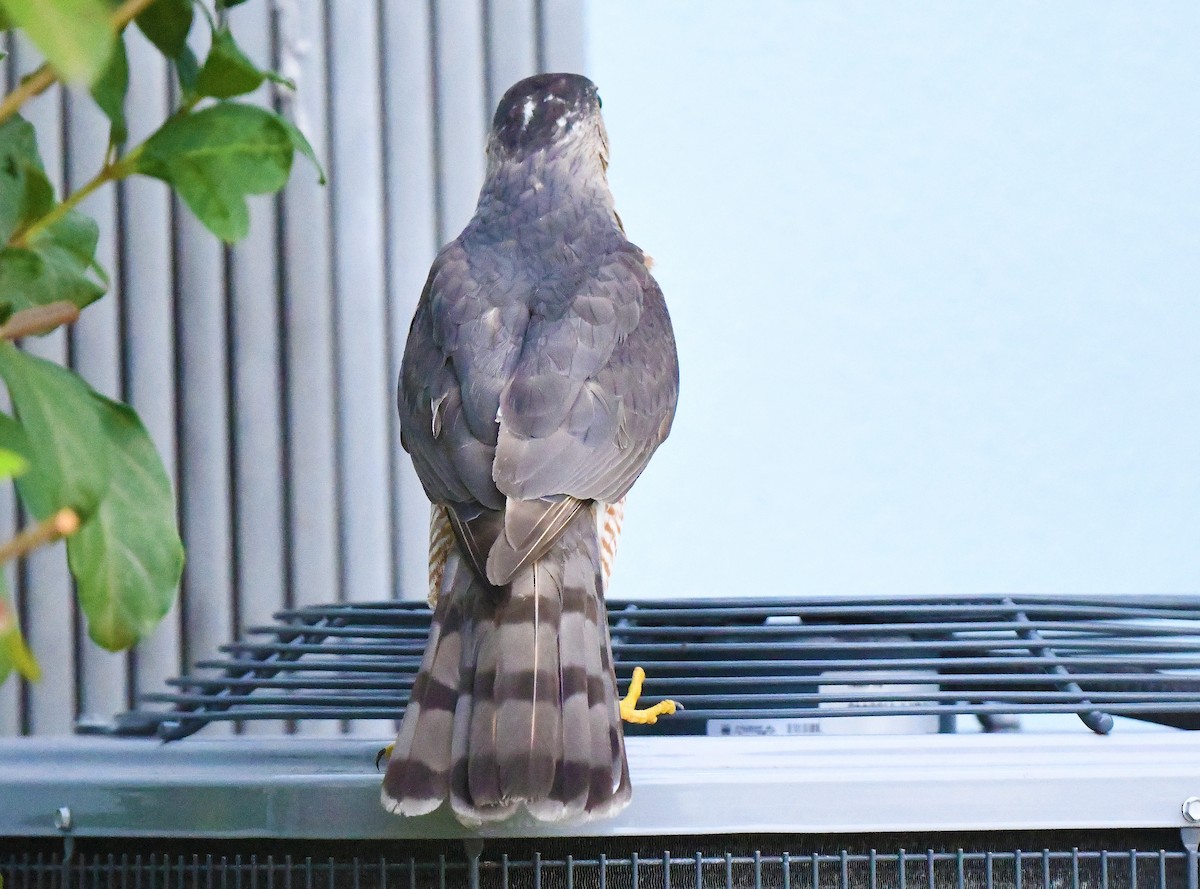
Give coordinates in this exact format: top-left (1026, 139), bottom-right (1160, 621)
top-left (104, 595), bottom-right (1200, 740)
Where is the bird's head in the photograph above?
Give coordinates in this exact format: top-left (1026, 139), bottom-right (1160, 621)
top-left (486, 73), bottom-right (609, 171)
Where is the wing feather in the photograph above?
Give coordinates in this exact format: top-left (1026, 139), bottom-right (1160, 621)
top-left (494, 251), bottom-right (677, 505)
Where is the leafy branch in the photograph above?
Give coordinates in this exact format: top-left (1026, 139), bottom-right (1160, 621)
top-left (0, 0), bottom-right (160, 126)
top-left (10, 149), bottom-right (141, 249)
top-left (0, 0), bottom-right (324, 685)
top-left (0, 451), bottom-right (78, 684)
top-left (0, 508), bottom-right (79, 565)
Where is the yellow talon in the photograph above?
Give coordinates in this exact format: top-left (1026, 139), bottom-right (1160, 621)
top-left (375, 743), bottom-right (394, 770)
top-left (620, 666), bottom-right (680, 725)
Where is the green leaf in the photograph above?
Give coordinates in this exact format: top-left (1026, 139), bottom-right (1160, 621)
top-left (0, 0), bottom-right (115, 84)
top-left (3, 164), bottom-right (53, 243)
top-left (174, 44), bottom-right (199, 95)
top-left (0, 343), bottom-right (109, 521)
top-left (0, 447), bottom-right (28, 479)
top-left (280, 116), bottom-right (325, 185)
top-left (0, 212), bottom-right (107, 311)
top-left (0, 411), bottom-right (33, 473)
top-left (0, 356), bottom-right (181, 653)
top-left (135, 0), bottom-right (193, 59)
top-left (0, 117), bottom-right (107, 306)
top-left (0, 115), bottom-right (53, 244)
top-left (134, 102), bottom-right (294, 242)
top-left (0, 576), bottom-right (41, 684)
top-left (89, 31), bottom-right (128, 144)
top-left (0, 116), bottom-right (41, 173)
top-left (196, 26), bottom-right (264, 99)
top-left (264, 70), bottom-right (295, 91)
top-left (67, 395), bottom-right (183, 651)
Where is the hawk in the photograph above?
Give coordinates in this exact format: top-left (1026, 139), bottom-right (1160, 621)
top-left (382, 73), bottom-right (679, 824)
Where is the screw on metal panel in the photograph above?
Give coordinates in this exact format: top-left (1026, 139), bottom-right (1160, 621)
top-left (1183, 797), bottom-right (1200, 824)
top-left (54, 806), bottom-right (75, 863)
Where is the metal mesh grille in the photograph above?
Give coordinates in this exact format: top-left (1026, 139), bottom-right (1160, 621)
top-left (103, 595), bottom-right (1200, 740)
top-left (2, 841), bottom-right (1195, 889)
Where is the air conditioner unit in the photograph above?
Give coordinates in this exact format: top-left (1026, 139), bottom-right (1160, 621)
top-left (2, 595), bottom-right (1198, 889)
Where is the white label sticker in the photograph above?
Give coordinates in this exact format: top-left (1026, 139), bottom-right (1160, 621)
top-left (706, 670), bottom-right (941, 736)
top-left (705, 718), bottom-right (824, 737)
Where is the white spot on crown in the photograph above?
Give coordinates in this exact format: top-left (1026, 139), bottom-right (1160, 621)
top-left (521, 97), bottom-right (535, 128)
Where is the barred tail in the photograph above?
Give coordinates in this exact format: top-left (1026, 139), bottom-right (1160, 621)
top-left (381, 506), bottom-right (630, 824)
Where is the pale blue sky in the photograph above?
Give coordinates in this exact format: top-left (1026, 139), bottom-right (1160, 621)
top-left (586, 2), bottom-right (1200, 598)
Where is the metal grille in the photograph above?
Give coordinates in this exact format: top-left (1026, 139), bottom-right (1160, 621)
top-left (102, 595), bottom-right (1200, 740)
top-left (2, 843), bottom-right (1195, 889)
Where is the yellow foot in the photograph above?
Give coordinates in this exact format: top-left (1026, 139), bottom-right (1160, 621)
top-left (375, 743), bottom-right (394, 770)
top-left (620, 666), bottom-right (681, 725)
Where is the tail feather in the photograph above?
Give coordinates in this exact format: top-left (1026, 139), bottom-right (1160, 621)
top-left (464, 617), bottom-right (512, 819)
top-left (526, 546), bottom-right (594, 821)
top-left (382, 504), bottom-right (631, 824)
top-left (381, 561), bottom-right (461, 816)
top-left (596, 597), bottom-right (633, 814)
top-left (582, 567), bottom-right (630, 815)
top-left (495, 560), bottom-right (563, 803)
top-left (447, 613), bottom-right (475, 815)
top-left (402, 620), bottom-right (459, 802)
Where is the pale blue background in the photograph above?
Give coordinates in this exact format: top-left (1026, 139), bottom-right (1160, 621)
top-left (586, 2), bottom-right (1200, 598)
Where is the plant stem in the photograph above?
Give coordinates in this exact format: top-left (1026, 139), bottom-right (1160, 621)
top-left (11, 144), bottom-right (142, 247)
top-left (0, 65), bottom-right (56, 128)
top-left (10, 154), bottom-right (132, 247)
top-left (0, 509), bottom-right (80, 567)
top-left (0, 302), bottom-right (82, 340)
top-left (0, 0), bottom-right (162, 127)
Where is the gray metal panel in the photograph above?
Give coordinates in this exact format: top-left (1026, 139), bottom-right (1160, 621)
top-left (326, 0), bottom-right (396, 737)
top-left (13, 34), bottom-right (76, 737)
top-left (380, 0), bottom-right (439, 606)
top-left (0, 520), bottom-right (15, 735)
top-left (275, 0), bottom-right (339, 618)
top-left (326, 0), bottom-right (393, 612)
top-left (0, 733), bottom-right (1196, 839)
top-left (119, 28), bottom-right (182, 705)
top-left (431, 0), bottom-right (488, 244)
top-left (225, 2), bottom-right (287, 737)
top-left (538, 0), bottom-right (586, 73)
top-left (174, 209), bottom-right (235, 737)
top-left (485, 0), bottom-right (538, 112)
top-left (275, 0), bottom-right (341, 738)
top-left (0, 476), bottom-right (16, 736)
top-left (0, 32), bottom-right (20, 738)
top-left (63, 87), bottom-right (129, 724)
